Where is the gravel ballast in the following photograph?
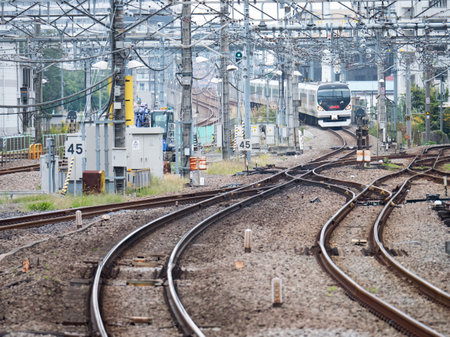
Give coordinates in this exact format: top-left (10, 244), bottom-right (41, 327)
top-left (0, 126), bottom-right (448, 337)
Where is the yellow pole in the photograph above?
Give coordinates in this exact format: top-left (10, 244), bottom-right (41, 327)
top-left (108, 77), bottom-right (113, 120)
top-left (125, 75), bottom-right (134, 126)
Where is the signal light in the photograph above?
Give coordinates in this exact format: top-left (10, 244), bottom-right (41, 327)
top-left (235, 51), bottom-right (242, 63)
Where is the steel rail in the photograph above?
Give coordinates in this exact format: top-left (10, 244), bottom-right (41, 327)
top-left (310, 158), bottom-right (392, 198)
top-left (90, 175), bottom-right (298, 336)
top-left (164, 128), bottom-right (355, 335)
top-left (0, 163), bottom-right (40, 175)
top-left (0, 186), bottom-right (276, 231)
top-left (310, 127), bottom-right (347, 163)
top-left (372, 149), bottom-right (450, 308)
top-left (165, 172), bottom-right (356, 336)
top-left (373, 175), bottom-right (450, 308)
top-left (91, 127), bottom-right (348, 336)
top-left (316, 153), bottom-right (447, 337)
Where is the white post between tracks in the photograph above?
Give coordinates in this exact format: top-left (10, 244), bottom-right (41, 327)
top-left (76, 210), bottom-right (82, 229)
top-left (244, 229), bottom-right (252, 253)
top-left (272, 277), bottom-right (283, 307)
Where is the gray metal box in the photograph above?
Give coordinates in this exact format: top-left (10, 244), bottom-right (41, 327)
top-left (126, 127), bottom-right (164, 178)
top-left (112, 148), bottom-right (127, 167)
top-left (84, 124), bottom-right (115, 178)
top-left (40, 154), bottom-right (59, 193)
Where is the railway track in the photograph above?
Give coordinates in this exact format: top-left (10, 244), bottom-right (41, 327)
top-left (90, 127), bottom-right (448, 337)
top-left (161, 142), bottom-right (450, 336)
top-left (0, 186), bottom-right (277, 231)
top-left (0, 163), bottom-right (40, 175)
top-left (90, 127), bottom-right (352, 336)
top-left (2, 127), bottom-right (448, 336)
top-left (315, 146), bottom-right (450, 337)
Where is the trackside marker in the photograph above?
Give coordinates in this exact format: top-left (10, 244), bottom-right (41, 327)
top-left (244, 229), bottom-right (252, 253)
top-left (76, 210), bottom-right (82, 228)
top-left (272, 277), bottom-right (283, 307)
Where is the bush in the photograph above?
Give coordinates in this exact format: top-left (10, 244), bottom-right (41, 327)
top-left (133, 174), bottom-right (188, 197)
top-left (27, 201), bottom-right (55, 211)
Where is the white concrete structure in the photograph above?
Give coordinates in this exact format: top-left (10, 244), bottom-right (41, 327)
top-left (0, 44), bottom-right (35, 136)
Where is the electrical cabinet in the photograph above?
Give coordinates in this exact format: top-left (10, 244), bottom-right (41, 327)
top-left (126, 127), bottom-right (164, 178)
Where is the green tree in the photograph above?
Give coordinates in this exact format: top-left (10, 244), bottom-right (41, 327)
top-left (251, 105), bottom-right (277, 123)
top-left (63, 69), bottom-right (85, 112)
top-left (42, 46), bottom-right (63, 114)
top-left (398, 84), bottom-right (450, 143)
top-left (43, 46), bottom-right (86, 115)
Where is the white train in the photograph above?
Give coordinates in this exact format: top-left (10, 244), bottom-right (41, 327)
top-left (298, 82), bottom-right (352, 127)
top-left (250, 80), bottom-right (352, 128)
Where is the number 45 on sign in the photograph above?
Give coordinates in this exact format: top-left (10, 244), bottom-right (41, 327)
top-left (238, 139), bottom-right (252, 151)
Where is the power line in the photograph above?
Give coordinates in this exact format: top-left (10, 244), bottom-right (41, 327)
top-left (0, 72), bottom-right (115, 109)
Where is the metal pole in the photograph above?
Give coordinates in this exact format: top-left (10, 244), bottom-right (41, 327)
top-left (60, 33), bottom-right (64, 114)
top-left (148, 55), bottom-right (153, 108)
top-left (85, 58), bottom-right (92, 116)
top-left (244, 0), bottom-right (251, 162)
top-left (406, 59), bottom-right (412, 148)
top-left (220, 0), bottom-right (230, 160)
top-left (237, 68), bottom-right (241, 125)
top-left (377, 60), bottom-right (386, 144)
top-left (286, 53), bottom-right (294, 147)
top-left (265, 75), bottom-right (269, 123)
top-left (425, 68), bottom-right (431, 143)
top-left (111, 0), bottom-right (127, 194)
top-left (280, 57), bottom-right (286, 142)
top-left (440, 77), bottom-right (444, 132)
top-left (181, 0), bottom-right (193, 177)
top-left (34, 7), bottom-right (42, 143)
top-left (393, 50), bottom-right (398, 141)
top-left (159, 35), bottom-right (165, 108)
top-left (153, 71), bottom-right (157, 109)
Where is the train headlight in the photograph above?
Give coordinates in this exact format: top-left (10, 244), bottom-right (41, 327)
top-left (345, 104), bottom-right (352, 110)
top-left (317, 105), bottom-right (324, 111)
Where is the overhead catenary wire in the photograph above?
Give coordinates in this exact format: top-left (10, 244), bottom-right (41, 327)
top-left (0, 79), bottom-right (111, 117)
top-left (132, 49), bottom-right (174, 72)
top-left (0, 47), bottom-right (131, 64)
top-left (0, 72), bottom-right (116, 109)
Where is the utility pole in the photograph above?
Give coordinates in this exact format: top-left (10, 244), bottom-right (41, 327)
top-left (111, 0), bottom-right (127, 193)
top-left (393, 49), bottom-right (398, 142)
top-left (181, 0), bottom-right (193, 177)
top-left (152, 71), bottom-right (157, 109)
top-left (440, 76), bottom-right (444, 132)
top-left (425, 66), bottom-right (432, 143)
top-left (286, 59), bottom-right (294, 147)
top-left (243, 0), bottom-right (251, 162)
top-left (280, 55), bottom-right (286, 142)
top-left (60, 32), bottom-right (64, 115)
top-left (377, 59), bottom-right (386, 145)
top-left (405, 56), bottom-right (412, 148)
top-left (220, 0), bottom-right (230, 160)
top-left (34, 9), bottom-right (42, 144)
top-left (159, 34), bottom-right (165, 108)
top-left (85, 54), bottom-right (92, 116)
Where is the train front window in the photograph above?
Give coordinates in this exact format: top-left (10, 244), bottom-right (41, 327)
top-left (317, 87), bottom-right (350, 110)
top-left (152, 113), bottom-right (168, 132)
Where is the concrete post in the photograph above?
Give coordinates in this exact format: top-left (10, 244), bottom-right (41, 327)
top-left (181, 0), bottom-right (193, 177)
